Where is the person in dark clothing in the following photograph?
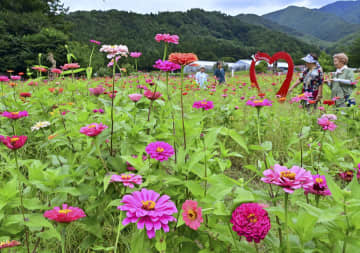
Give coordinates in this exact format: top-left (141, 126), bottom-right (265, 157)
top-left (214, 62), bottom-right (225, 84)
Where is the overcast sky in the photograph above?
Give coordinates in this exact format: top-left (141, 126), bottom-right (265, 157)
top-left (62, 0), bottom-right (343, 15)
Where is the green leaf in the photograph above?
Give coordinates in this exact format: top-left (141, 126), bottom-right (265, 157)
top-left (104, 174), bottom-right (112, 192)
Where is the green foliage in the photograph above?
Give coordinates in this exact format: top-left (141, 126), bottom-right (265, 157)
top-left (255, 61), bottom-right (268, 73)
top-left (318, 51), bottom-right (335, 72)
top-left (348, 36), bottom-right (360, 67)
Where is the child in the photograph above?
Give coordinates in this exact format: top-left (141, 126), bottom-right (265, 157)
top-left (195, 66), bottom-right (208, 89)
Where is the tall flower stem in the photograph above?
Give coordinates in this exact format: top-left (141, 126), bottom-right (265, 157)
top-left (135, 59), bottom-right (138, 72)
top-left (256, 107), bottom-right (268, 169)
top-left (315, 194), bottom-right (320, 207)
top-left (316, 131), bottom-right (326, 174)
top-left (166, 71), bottom-right (177, 163)
top-left (202, 134), bottom-right (208, 197)
top-left (162, 43), bottom-right (168, 61)
top-left (342, 196), bottom-right (351, 253)
top-left (254, 242), bottom-right (260, 253)
top-left (114, 211), bottom-right (124, 253)
top-left (284, 193), bottom-right (290, 253)
top-left (180, 65), bottom-right (186, 149)
top-left (95, 140), bottom-right (109, 172)
top-left (61, 225), bottom-right (66, 253)
top-left (110, 57), bottom-right (117, 156)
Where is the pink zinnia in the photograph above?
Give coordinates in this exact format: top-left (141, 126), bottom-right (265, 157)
top-left (145, 141), bottom-right (174, 162)
top-left (291, 92), bottom-right (312, 103)
top-left (246, 99), bottom-right (272, 107)
top-left (110, 174), bottom-right (142, 188)
top-left (128, 93), bottom-right (143, 102)
top-left (89, 85), bottom-right (106, 96)
top-left (0, 76), bottom-right (9, 82)
top-left (182, 200), bottom-right (203, 230)
top-left (62, 63), bottom-right (80, 70)
top-left (153, 59), bottom-right (181, 72)
top-left (130, 52), bottom-right (142, 58)
top-left (10, 75), bottom-right (21, 80)
top-left (192, 100), bottom-right (214, 110)
top-left (100, 44), bottom-right (129, 59)
top-left (338, 170), bottom-right (354, 182)
top-left (317, 114), bottom-right (337, 131)
top-left (230, 203), bottom-right (271, 243)
top-left (303, 175), bottom-right (331, 196)
top-left (90, 39), bottom-right (101, 45)
top-left (51, 68), bottom-right (62, 74)
top-left (144, 90), bottom-right (162, 101)
top-left (261, 164), bottom-right (313, 193)
top-left (0, 240), bottom-right (21, 249)
top-left (154, 34), bottom-right (179, 44)
top-left (1, 111), bottom-right (28, 119)
top-left (0, 135), bottom-right (27, 150)
top-left (118, 188), bottom-right (177, 239)
top-left (44, 204), bottom-right (86, 223)
top-left (80, 123), bottom-right (108, 137)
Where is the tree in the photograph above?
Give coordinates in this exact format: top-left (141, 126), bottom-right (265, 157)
top-left (348, 37), bottom-right (360, 67)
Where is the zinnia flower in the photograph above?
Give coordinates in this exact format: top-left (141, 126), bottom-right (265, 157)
top-left (110, 174), bottom-right (143, 188)
top-left (10, 75), bottom-right (21, 80)
top-left (145, 141), bottom-right (174, 162)
top-left (338, 170), bottom-right (354, 182)
top-left (61, 63), bottom-right (80, 70)
top-left (0, 240), bottom-right (21, 249)
top-left (317, 114), bottom-right (337, 131)
top-left (291, 92), bottom-right (312, 103)
top-left (31, 121), bottom-right (51, 131)
top-left (90, 39), bottom-right (101, 45)
top-left (323, 100), bottom-right (335, 106)
top-left (168, 53), bottom-right (198, 66)
top-left (118, 188), bottom-right (177, 239)
top-left (192, 100), bottom-right (214, 110)
top-left (1, 111), bottom-right (28, 120)
top-left (51, 68), bottom-right (62, 74)
top-left (0, 76), bottom-right (9, 82)
top-left (153, 59), bottom-right (181, 72)
top-left (261, 164), bottom-right (313, 193)
top-left (303, 175), bottom-right (331, 196)
top-left (0, 135), bottom-right (27, 150)
top-left (44, 204), bottom-right (86, 223)
top-left (128, 93), bottom-right (143, 102)
top-left (130, 52), bottom-right (142, 58)
top-left (80, 123), bottom-right (108, 137)
top-left (89, 85), bottom-right (106, 96)
top-left (144, 90), bottom-right (162, 101)
top-left (182, 200), bottom-right (203, 230)
top-left (230, 203), bottom-right (271, 243)
top-left (100, 44), bottom-right (129, 59)
top-left (20, 92), bottom-right (31, 98)
top-left (155, 34), bottom-right (179, 44)
top-left (246, 99), bottom-right (272, 107)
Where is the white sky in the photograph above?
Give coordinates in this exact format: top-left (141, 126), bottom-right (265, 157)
top-left (62, 0), bottom-right (344, 15)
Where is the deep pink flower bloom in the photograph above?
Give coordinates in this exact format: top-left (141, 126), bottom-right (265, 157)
top-left (1, 111), bottom-right (28, 119)
top-left (61, 63), bottom-right (80, 70)
top-left (153, 59), bottom-right (181, 72)
top-left (246, 99), bottom-right (272, 107)
top-left (89, 85), bottom-right (106, 96)
top-left (0, 240), bottom-right (21, 249)
top-left (51, 68), bottom-right (62, 74)
top-left (317, 114), bottom-right (337, 131)
top-left (303, 175), bottom-right (331, 196)
top-left (230, 203), bottom-right (271, 243)
top-left (118, 188), bottom-right (177, 239)
top-left (128, 93), bottom-right (143, 102)
top-left (80, 123), bottom-right (108, 137)
top-left (338, 170), bottom-right (354, 182)
top-left (0, 135), bottom-right (27, 150)
top-left (90, 39), bottom-right (101, 45)
top-left (110, 174), bottom-right (143, 188)
top-left (130, 52), bottom-right (142, 58)
top-left (10, 75), bottom-right (21, 80)
top-left (291, 92), bottom-right (312, 103)
top-left (182, 200), bottom-right (203, 230)
top-left (261, 164), bottom-right (313, 193)
top-left (144, 90), bottom-right (162, 101)
top-left (145, 141), bottom-right (174, 162)
top-left (0, 76), bottom-right (9, 82)
top-left (44, 204), bottom-right (86, 223)
top-left (154, 34), bottom-right (179, 44)
top-left (193, 100), bottom-right (214, 110)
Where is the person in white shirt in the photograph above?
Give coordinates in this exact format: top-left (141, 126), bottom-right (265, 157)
top-left (195, 66), bottom-right (208, 89)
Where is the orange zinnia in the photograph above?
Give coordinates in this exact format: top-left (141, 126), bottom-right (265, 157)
top-left (168, 53), bottom-right (198, 66)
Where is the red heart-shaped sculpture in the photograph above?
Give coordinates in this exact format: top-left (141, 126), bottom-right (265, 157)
top-left (249, 51), bottom-right (294, 97)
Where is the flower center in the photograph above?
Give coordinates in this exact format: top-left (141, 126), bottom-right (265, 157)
top-left (280, 171), bottom-right (296, 180)
top-left (187, 209), bottom-right (197, 220)
top-left (88, 125), bottom-right (97, 128)
top-left (141, 200), bottom-right (156, 210)
top-left (121, 175), bottom-right (131, 180)
top-left (0, 241), bottom-right (10, 246)
top-left (156, 147), bottom-right (164, 153)
top-left (315, 177), bottom-right (323, 183)
top-left (201, 101), bottom-right (207, 105)
top-left (11, 112), bottom-right (19, 115)
top-left (10, 137), bottom-right (19, 143)
top-left (346, 171), bottom-right (353, 176)
top-left (247, 213), bottom-right (258, 223)
top-left (58, 209), bottom-right (72, 214)
top-left (253, 100), bottom-right (263, 104)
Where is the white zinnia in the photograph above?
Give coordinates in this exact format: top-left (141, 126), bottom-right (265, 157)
top-left (31, 121), bottom-right (51, 131)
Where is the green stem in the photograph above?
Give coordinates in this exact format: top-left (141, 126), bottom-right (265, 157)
top-left (135, 59), bottom-right (138, 72)
top-left (254, 242), bottom-right (260, 253)
top-left (315, 194), bottom-right (320, 208)
top-left (110, 57), bottom-right (116, 156)
top-left (61, 225), bottom-right (66, 253)
top-left (162, 43), bottom-right (168, 61)
top-left (180, 65), bottom-right (186, 149)
top-left (114, 211), bottom-right (124, 253)
top-left (88, 46), bottom-right (95, 68)
top-left (256, 107), bottom-right (261, 145)
top-left (284, 193), bottom-right (290, 253)
top-left (228, 223), bottom-right (240, 252)
top-left (203, 137), bottom-right (208, 198)
top-left (343, 196), bottom-right (351, 253)
top-left (96, 140), bottom-right (108, 172)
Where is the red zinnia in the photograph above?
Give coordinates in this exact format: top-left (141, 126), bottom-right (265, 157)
top-left (0, 135), bottom-right (27, 150)
top-left (323, 100), bottom-right (335, 106)
top-left (168, 53), bottom-right (198, 66)
top-left (20, 92), bottom-right (31, 98)
top-left (44, 204), bottom-right (86, 223)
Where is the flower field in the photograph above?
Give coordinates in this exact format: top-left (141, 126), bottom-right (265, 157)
top-left (1, 38), bottom-right (360, 253)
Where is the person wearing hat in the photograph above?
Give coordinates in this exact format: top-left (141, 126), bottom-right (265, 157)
top-left (195, 66), bottom-right (208, 89)
top-left (288, 53), bottom-right (324, 109)
top-left (327, 53), bottom-right (356, 107)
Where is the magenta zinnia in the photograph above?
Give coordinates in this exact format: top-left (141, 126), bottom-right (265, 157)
top-left (128, 93), bottom-right (143, 102)
top-left (44, 204), bottom-right (86, 223)
top-left (1, 111), bottom-right (28, 120)
top-left (144, 90), bottom-right (162, 101)
top-left (182, 200), bottom-right (203, 230)
top-left (230, 203), bottom-right (271, 243)
top-left (110, 174), bottom-right (143, 188)
top-left (303, 175), bottom-right (331, 196)
top-left (192, 100), bottom-right (214, 110)
top-left (153, 59), bottom-right (181, 72)
top-left (0, 136), bottom-right (27, 150)
top-left (80, 123), bottom-right (108, 137)
top-left (61, 63), bottom-right (80, 70)
top-left (317, 114), bottom-right (337, 131)
top-left (246, 99), bottom-right (272, 107)
top-left (155, 34), bottom-right (179, 44)
top-left (0, 240), bottom-right (21, 249)
top-left (130, 52), bottom-right (142, 58)
top-left (145, 141), bottom-right (174, 162)
top-left (261, 164), bottom-right (313, 193)
top-left (89, 85), bottom-right (106, 96)
top-left (118, 188), bottom-right (177, 239)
